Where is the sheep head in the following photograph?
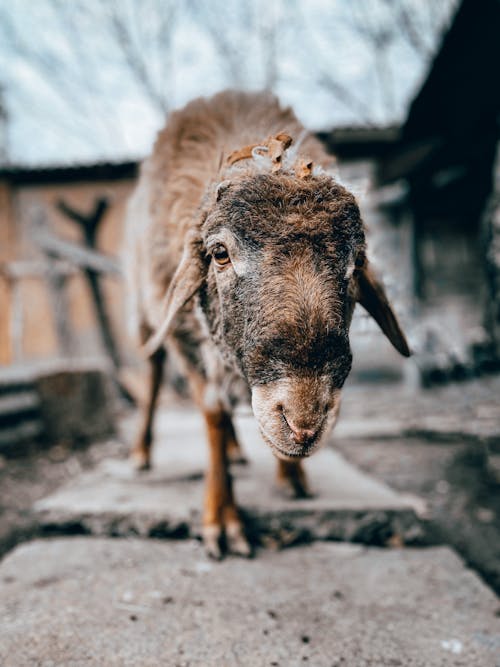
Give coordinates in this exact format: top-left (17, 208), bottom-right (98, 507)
top-left (146, 170), bottom-right (410, 460)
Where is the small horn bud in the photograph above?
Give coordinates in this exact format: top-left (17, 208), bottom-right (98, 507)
top-left (295, 159), bottom-right (313, 179)
top-left (275, 132), bottom-right (293, 150)
top-left (227, 144), bottom-right (258, 165)
top-left (268, 133), bottom-right (293, 172)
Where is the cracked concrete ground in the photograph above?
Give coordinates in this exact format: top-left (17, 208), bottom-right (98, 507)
top-left (1, 538), bottom-right (500, 667)
top-left (32, 407), bottom-right (426, 548)
top-left (0, 376), bottom-right (499, 665)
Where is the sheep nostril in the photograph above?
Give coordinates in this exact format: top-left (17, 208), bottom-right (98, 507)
top-left (291, 428), bottom-right (316, 445)
top-left (282, 413), bottom-right (317, 445)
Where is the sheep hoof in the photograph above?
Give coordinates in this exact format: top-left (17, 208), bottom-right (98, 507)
top-left (202, 522), bottom-right (252, 559)
top-left (203, 524), bottom-right (223, 561)
top-left (130, 451), bottom-right (151, 472)
top-left (226, 521), bottom-right (253, 558)
top-left (227, 445), bottom-right (249, 466)
top-left (277, 480), bottom-right (312, 500)
top-left (228, 452), bottom-right (249, 466)
top-left (276, 460), bottom-right (312, 499)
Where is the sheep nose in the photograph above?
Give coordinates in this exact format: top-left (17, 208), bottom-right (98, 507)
top-left (284, 416), bottom-right (318, 445)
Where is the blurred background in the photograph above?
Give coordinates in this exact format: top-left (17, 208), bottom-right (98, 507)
top-left (0, 0), bottom-right (499, 430)
top-left (0, 0), bottom-right (500, 596)
top-left (1, 0), bottom-right (499, 392)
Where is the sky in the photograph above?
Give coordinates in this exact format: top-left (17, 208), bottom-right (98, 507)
top-left (0, 0), bottom-right (458, 167)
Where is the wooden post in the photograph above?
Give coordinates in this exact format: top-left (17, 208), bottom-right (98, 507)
top-left (55, 198), bottom-right (134, 404)
top-left (57, 198), bottom-right (122, 370)
top-left (0, 270), bottom-right (11, 364)
top-left (44, 251), bottom-right (74, 357)
top-left (1, 260), bottom-right (77, 364)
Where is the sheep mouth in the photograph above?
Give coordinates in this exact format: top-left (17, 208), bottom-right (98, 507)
top-left (266, 437), bottom-right (320, 461)
top-left (273, 446), bottom-right (310, 461)
top-left (257, 418), bottom-right (326, 460)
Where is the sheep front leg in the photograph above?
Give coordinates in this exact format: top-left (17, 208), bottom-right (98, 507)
top-left (276, 459), bottom-right (311, 498)
top-left (203, 408), bottom-right (252, 559)
top-left (220, 411), bottom-right (248, 465)
top-left (131, 343), bottom-right (166, 471)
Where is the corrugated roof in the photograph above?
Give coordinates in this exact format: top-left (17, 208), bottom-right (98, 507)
top-left (0, 127), bottom-right (403, 184)
top-left (0, 160), bottom-right (138, 185)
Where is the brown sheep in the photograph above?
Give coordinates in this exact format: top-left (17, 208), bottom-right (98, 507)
top-left (124, 90), bottom-right (410, 558)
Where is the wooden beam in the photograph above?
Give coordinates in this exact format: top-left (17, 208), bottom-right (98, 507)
top-left (0, 259), bottom-right (76, 279)
top-left (56, 198), bottom-right (130, 402)
top-left (33, 229), bottom-right (121, 275)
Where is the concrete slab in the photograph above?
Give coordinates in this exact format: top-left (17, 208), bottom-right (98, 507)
top-left (337, 381), bottom-right (500, 444)
top-left (34, 408), bottom-right (425, 544)
top-left (334, 413), bottom-right (500, 443)
top-left (1, 538), bottom-right (499, 667)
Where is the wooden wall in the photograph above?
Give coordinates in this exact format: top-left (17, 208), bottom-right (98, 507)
top-left (0, 177), bottom-right (135, 367)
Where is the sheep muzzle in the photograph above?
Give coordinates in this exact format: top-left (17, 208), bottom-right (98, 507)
top-left (251, 378), bottom-right (342, 459)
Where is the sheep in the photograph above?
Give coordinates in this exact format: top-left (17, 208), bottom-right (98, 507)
top-left (124, 90), bottom-right (410, 559)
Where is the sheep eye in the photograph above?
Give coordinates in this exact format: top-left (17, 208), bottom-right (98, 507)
top-left (354, 253), bottom-right (365, 269)
top-left (212, 244), bottom-right (231, 268)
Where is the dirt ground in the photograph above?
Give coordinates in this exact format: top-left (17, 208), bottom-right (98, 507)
top-left (0, 434), bottom-right (129, 558)
top-left (336, 376), bottom-right (500, 594)
top-left (334, 434), bottom-right (500, 593)
top-left (1, 375), bottom-right (499, 596)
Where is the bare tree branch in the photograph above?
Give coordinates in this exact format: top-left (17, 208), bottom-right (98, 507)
top-left (381, 0), bottom-right (433, 58)
top-left (0, 0), bottom-right (459, 163)
top-left (188, 0), bottom-right (247, 88)
top-left (107, 0), bottom-right (170, 114)
top-left (317, 74), bottom-right (375, 124)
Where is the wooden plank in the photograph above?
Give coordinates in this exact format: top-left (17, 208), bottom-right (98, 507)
top-left (0, 260), bottom-right (76, 279)
top-left (33, 230), bottom-right (121, 275)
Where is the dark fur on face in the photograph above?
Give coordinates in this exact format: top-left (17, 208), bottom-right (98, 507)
top-left (200, 172), bottom-right (366, 389)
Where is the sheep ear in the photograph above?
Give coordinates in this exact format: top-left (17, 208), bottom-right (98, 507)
top-left (355, 261), bottom-right (411, 357)
top-left (141, 231), bottom-right (206, 358)
top-left (216, 180), bottom-right (232, 201)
